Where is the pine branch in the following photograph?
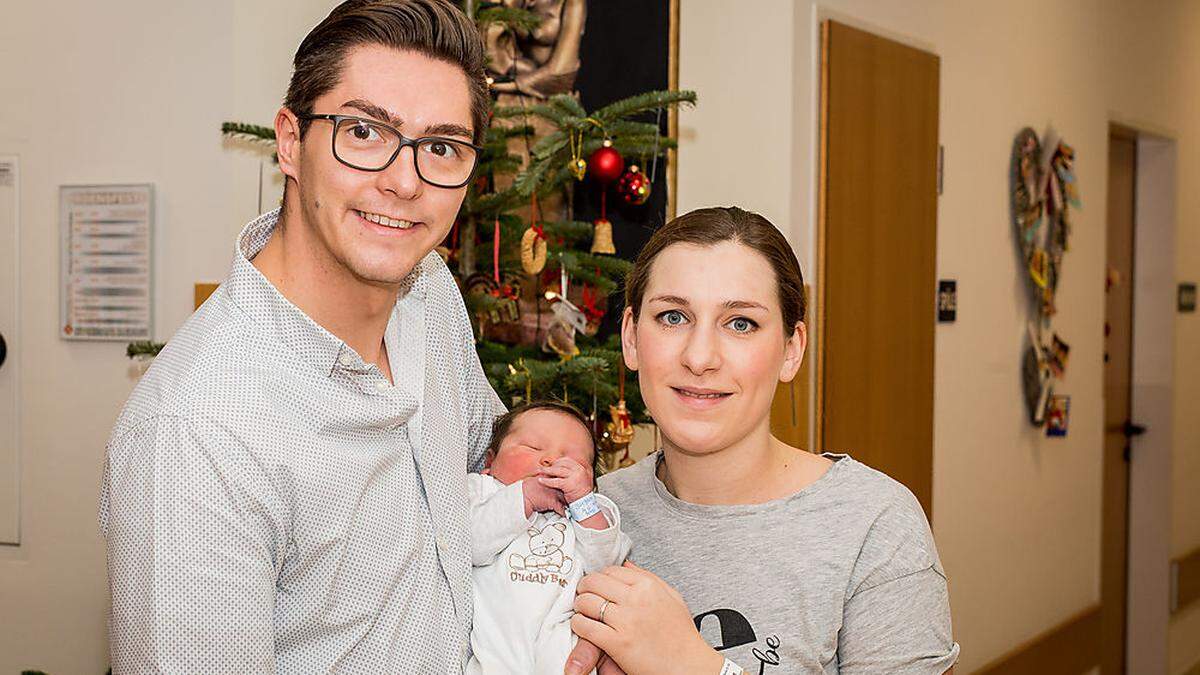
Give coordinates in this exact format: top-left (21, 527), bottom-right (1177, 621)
top-left (547, 93), bottom-right (588, 119)
top-left (575, 251), bottom-right (634, 278)
top-left (541, 220), bottom-right (593, 243)
top-left (221, 122), bottom-right (275, 142)
top-left (512, 153), bottom-right (554, 196)
top-left (603, 120), bottom-right (660, 137)
top-left (592, 90), bottom-right (697, 125)
top-left (475, 5), bottom-right (542, 31)
top-left (531, 129), bottom-right (569, 159)
top-left (126, 341), bottom-right (166, 359)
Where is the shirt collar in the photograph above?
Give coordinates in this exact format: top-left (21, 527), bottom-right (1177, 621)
top-left (223, 208), bottom-right (432, 378)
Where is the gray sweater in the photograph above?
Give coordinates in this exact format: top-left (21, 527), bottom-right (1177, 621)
top-left (598, 452), bottom-right (960, 674)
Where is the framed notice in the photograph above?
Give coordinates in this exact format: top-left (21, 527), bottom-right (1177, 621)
top-left (59, 184), bottom-right (154, 341)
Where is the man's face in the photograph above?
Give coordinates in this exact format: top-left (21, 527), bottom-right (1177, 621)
top-left (282, 45), bottom-right (473, 286)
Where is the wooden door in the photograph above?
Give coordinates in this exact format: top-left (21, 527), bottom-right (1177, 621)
top-left (1102, 129), bottom-right (1136, 674)
top-left (816, 21), bottom-right (940, 517)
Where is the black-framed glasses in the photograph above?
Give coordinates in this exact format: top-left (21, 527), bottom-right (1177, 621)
top-left (299, 113), bottom-right (481, 189)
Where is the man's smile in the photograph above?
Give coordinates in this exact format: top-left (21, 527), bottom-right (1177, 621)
top-left (356, 209), bottom-right (417, 229)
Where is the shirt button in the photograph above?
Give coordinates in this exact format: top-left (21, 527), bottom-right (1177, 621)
top-left (437, 533), bottom-right (449, 551)
top-left (376, 381), bottom-right (390, 391)
top-left (338, 353), bottom-right (355, 368)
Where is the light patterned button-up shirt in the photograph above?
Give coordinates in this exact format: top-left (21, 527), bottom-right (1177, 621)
top-left (100, 209), bottom-right (505, 674)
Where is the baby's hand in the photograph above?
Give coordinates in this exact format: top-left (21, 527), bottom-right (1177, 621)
top-left (521, 476), bottom-right (566, 518)
top-left (537, 457), bottom-right (594, 504)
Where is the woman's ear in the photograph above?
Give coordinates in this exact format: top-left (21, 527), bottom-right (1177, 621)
top-left (779, 321), bottom-right (807, 383)
top-left (620, 306), bottom-right (639, 371)
top-left (275, 107), bottom-right (302, 185)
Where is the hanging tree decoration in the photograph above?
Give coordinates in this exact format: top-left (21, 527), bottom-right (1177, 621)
top-left (615, 164), bottom-right (651, 206)
top-left (597, 358), bottom-right (636, 474)
top-left (615, 109), bottom-right (662, 207)
top-left (588, 139), bottom-right (623, 255)
top-left (587, 138), bottom-right (625, 183)
top-left (567, 128), bottom-right (588, 180)
top-left (520, 193), bottom-right (548, 274)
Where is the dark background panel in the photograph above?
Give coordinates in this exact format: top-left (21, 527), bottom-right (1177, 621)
top-left (573, 0), bottom-right (670, 338)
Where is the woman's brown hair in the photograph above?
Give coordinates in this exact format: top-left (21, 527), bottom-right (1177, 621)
top-left (624, 206), bottom-right (807, 335)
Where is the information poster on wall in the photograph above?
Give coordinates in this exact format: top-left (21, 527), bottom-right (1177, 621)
top-left (59, 184), bottom-right (153, 341)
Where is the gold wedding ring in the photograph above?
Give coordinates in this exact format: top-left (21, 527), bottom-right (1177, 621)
top-left (598, 599), bottom-right (611, 623)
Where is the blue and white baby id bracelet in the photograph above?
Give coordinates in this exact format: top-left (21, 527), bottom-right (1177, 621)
top-left (719, 659), bottom-right (745, 675)
top-left (567, 492), bottom-right (601, 521)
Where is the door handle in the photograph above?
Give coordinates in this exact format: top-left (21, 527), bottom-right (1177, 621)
top-left (0, 331), bottom-right (6, 369)
top-left (1123, 420), bottom-right (1147, 437)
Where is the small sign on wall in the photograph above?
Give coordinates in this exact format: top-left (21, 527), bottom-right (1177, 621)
top-left (937, 279), bottom-right (957, 323)
top-left (59, 184), bottom-right (154, 341)
top-left (1180, 283), bottom-right (1197, 313)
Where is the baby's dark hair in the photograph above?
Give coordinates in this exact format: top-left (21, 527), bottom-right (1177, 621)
top-left (488, 401), bottom-right (600, 475)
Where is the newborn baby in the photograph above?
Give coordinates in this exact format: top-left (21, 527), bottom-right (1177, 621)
top-left (467, 402), bottom-right (631, 675)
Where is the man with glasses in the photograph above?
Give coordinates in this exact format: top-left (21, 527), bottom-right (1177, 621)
top-left (100, 1), bottom-right (508, 672)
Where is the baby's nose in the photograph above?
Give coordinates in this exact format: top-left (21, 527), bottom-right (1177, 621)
top-left (539, 456), bottom-right (556, 467)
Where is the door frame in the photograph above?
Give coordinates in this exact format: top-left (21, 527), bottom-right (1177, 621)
top-left (1108, 120), bottom-right (1176, 674)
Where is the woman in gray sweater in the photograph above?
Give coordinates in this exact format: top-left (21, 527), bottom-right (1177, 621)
top-left (565, 207), bottom-right (959, 675)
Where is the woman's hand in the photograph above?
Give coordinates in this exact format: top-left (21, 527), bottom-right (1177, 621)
top-left (568, 562), bottom-right (723, 675)
top-left (537, 457), bottom-right (594, 504)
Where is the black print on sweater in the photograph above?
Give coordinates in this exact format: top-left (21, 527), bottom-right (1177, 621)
top-left (694, 608), bottom-right (782, 673)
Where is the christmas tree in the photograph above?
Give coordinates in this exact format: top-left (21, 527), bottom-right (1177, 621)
top-left (455, 1), bottom-right (694, 455)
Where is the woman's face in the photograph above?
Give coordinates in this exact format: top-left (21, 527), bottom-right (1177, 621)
top-left (622, 241), bottom-right (806, 457)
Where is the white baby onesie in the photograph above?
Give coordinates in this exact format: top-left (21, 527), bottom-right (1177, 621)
top-left (466, 473), bottom-right (632, 675)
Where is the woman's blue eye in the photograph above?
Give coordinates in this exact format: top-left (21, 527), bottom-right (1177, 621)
top-left (658, 310), bottom-right (686, 326)
top-left (728, 317), bottom-right (757, 333)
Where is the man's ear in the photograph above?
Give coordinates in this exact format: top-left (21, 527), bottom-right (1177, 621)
top-left (275, 107), bottom-right (302, 186)
top-left (778, 321), bottom-right (808, 383)
top-left (620, 306), bottom-right (639, 372)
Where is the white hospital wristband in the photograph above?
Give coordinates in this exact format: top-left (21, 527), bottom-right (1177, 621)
top-left (567, 492), bottom-right (601, 521)
top-left (719, 659), bottom-right (745, 675)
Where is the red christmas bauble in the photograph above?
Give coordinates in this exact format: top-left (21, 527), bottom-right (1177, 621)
top-left (616, 165), bottom-right (652, 205)
top-left (587, 142), bottom-right (625, 184)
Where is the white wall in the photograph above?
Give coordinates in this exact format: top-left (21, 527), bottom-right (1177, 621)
top-left (0, 1), bottom-right (335, 672)
top-left (676, 0), bottom-right (1200, 672)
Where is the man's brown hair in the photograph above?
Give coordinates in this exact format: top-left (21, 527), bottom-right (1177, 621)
top-left (624, 206), bottom-right (807, 335)
top-left (284, 0), bottom-right (489, 144)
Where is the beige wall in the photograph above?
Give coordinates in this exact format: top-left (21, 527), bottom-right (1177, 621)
top-left (676, 0), bottom-right (1200, 672)
top-left (1, 1), bottom-right (1196, 673)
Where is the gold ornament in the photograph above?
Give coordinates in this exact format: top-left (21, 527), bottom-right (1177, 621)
top-left (569, 157), bottom-right (588, 180)
top-left (568, 130), bottom-right (587, 180)
top-left (591, 218), bottom-right (615, 255)
top-left (520, 227), bottom-right (548, 274)
top-left (597, 399), bottom-right (636, 474)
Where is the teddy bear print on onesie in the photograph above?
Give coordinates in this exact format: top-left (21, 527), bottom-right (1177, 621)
top-left (466, 474), bottom-right (631, 675)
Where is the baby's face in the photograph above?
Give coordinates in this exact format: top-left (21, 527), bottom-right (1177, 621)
top-left (485, 409), bottom-right (595, 485)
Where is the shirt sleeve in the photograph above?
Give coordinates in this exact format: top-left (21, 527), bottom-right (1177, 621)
top-left (467, 473), bottom-right (534, 566)
top-left (100, 415), bottom-right (287, 674)
top-left (572, 494), bottom-right (633, 574)
top-left (836, 489), bottom-right (959, 674)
